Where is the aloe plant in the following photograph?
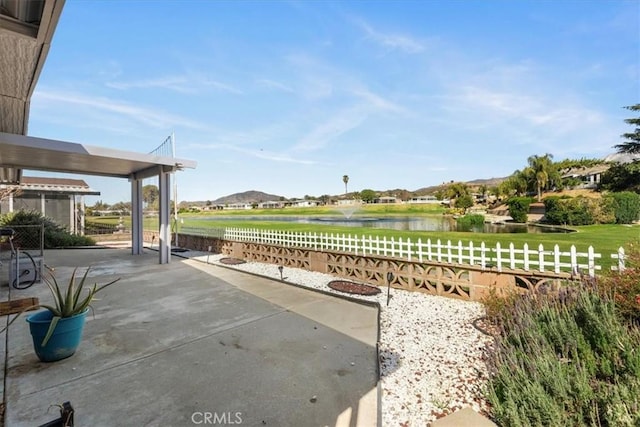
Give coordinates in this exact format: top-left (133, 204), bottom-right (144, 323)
top-left (38, 267), bottom-right (120, 346)
top-left (1, 267), bottom-right (119, 346)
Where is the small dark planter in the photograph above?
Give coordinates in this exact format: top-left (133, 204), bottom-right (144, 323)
top-left (328, 280), bottom-right (381, 296)
top-left (220, 258), bottom-right (246, 265)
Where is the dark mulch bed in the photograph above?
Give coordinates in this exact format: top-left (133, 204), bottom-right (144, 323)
top-left (328, 280), bottom-right (381, 296)
top-left (219, 257), bottom-right (246, 265)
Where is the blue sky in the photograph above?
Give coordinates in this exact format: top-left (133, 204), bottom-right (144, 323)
top-left (27, 0), bottom-right (639, 204)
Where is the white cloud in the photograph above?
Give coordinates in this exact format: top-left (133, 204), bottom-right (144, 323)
top-left (107, 76), bottom-right (191, 92)
top-left (301, 77), bottom-right (334, 100)
top-left (354, 18), bottom-right (425, 54)
top-left (441, 82), bottom-right (618, 157)
top-left (455, 86), bottom-right (534, 116)
top-left (106, 74), bottom-right (242, 95)
top-left (95, 60), bottom-right (123, 80)
top-left (293, 108), bottom-right (368, 152)
top-left (256, 78), bottom-right (294, 93)
top-left (453, 84), bottom-right (607, 134)
top-left (34, 89), bottom-right (208, 130)
top-left (350, 87), bottom-right (406, 114)
top-left (190, 143), bottom-right (318, 165)
top-left (201, 78), bottom-right (243, 94)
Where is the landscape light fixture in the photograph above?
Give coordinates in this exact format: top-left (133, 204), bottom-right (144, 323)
top-left (386, 271), bottom-right (394, 306)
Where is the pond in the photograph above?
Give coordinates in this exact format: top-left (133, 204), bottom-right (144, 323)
top-left (193, 215), bottom-right (573, 234)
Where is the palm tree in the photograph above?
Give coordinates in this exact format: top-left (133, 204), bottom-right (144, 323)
top-left (342, 175), bottom-right (349, 195)
top-left (527, 154), bottom-right (555, 202)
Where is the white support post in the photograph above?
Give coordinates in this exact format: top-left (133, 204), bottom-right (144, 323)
top-left (159, 170), bottom-right (172, 264)
top-left (8, 193), bottom-right (13, 212)
top-left (79, 195), bottom-right (85, 236)
top-left (69, 195), bottom-right (75, 234)
top-left (131, 177), bottom-right (144, 255)
top-left (41, 193), bottom-right (46, 216)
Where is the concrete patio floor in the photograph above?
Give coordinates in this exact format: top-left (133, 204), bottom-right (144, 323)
top-left (0, 248), bottom-right (379, 426)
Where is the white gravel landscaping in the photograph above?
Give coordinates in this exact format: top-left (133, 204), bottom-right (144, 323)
top-left (186, 251), bottom-right (493, 426)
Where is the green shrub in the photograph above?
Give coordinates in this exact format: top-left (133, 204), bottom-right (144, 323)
top-left (485, 280), bottom-right (640, 426)
top-left (542, 196), bottom-right (565, 224)
top-left (0, 210), bottom-right (95, 248)
top-left (506, 197), bottom-right (532, 223)
top-left (591, 196), bottom-right (616, 224)
top-left (543, 196), bottom-right (595, 225)
top-left (456, 214), bottom-right (485, 231)
top-left (607, 191), bottom-right (640, 224)
top-left (566, 197), bottom-right (594, 225)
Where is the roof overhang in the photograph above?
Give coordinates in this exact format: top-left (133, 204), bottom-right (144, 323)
top-left (1, 0), bottom-right (66, 182)
top-left (0, 0), bottom-right (65, 134)
top-left (0, 131), bottom-right (197, 181)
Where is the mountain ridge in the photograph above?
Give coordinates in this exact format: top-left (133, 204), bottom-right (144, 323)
top-left (212, 190), bottom-right (282, 205)
top-left (183, 177), bottom-right (510, 205)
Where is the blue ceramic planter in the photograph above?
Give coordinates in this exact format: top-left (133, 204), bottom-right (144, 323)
top-left (26, 309), bottom-right (88, 362)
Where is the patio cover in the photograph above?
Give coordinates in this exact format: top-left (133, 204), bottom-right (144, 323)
top-left (0, 132), bottom-right (195, 179)
top-left (0, 131), bottom-right (197, 263)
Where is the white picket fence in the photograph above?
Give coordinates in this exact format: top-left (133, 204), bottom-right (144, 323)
top-left (182, 226), bottom-right (625, 277)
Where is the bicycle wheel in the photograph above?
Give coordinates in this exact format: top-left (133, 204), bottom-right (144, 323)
top-left (12, 251), bottom-right (38, 289)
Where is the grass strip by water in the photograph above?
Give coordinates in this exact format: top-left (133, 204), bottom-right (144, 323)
top-left (88, 216), bottom-right (634, 270)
